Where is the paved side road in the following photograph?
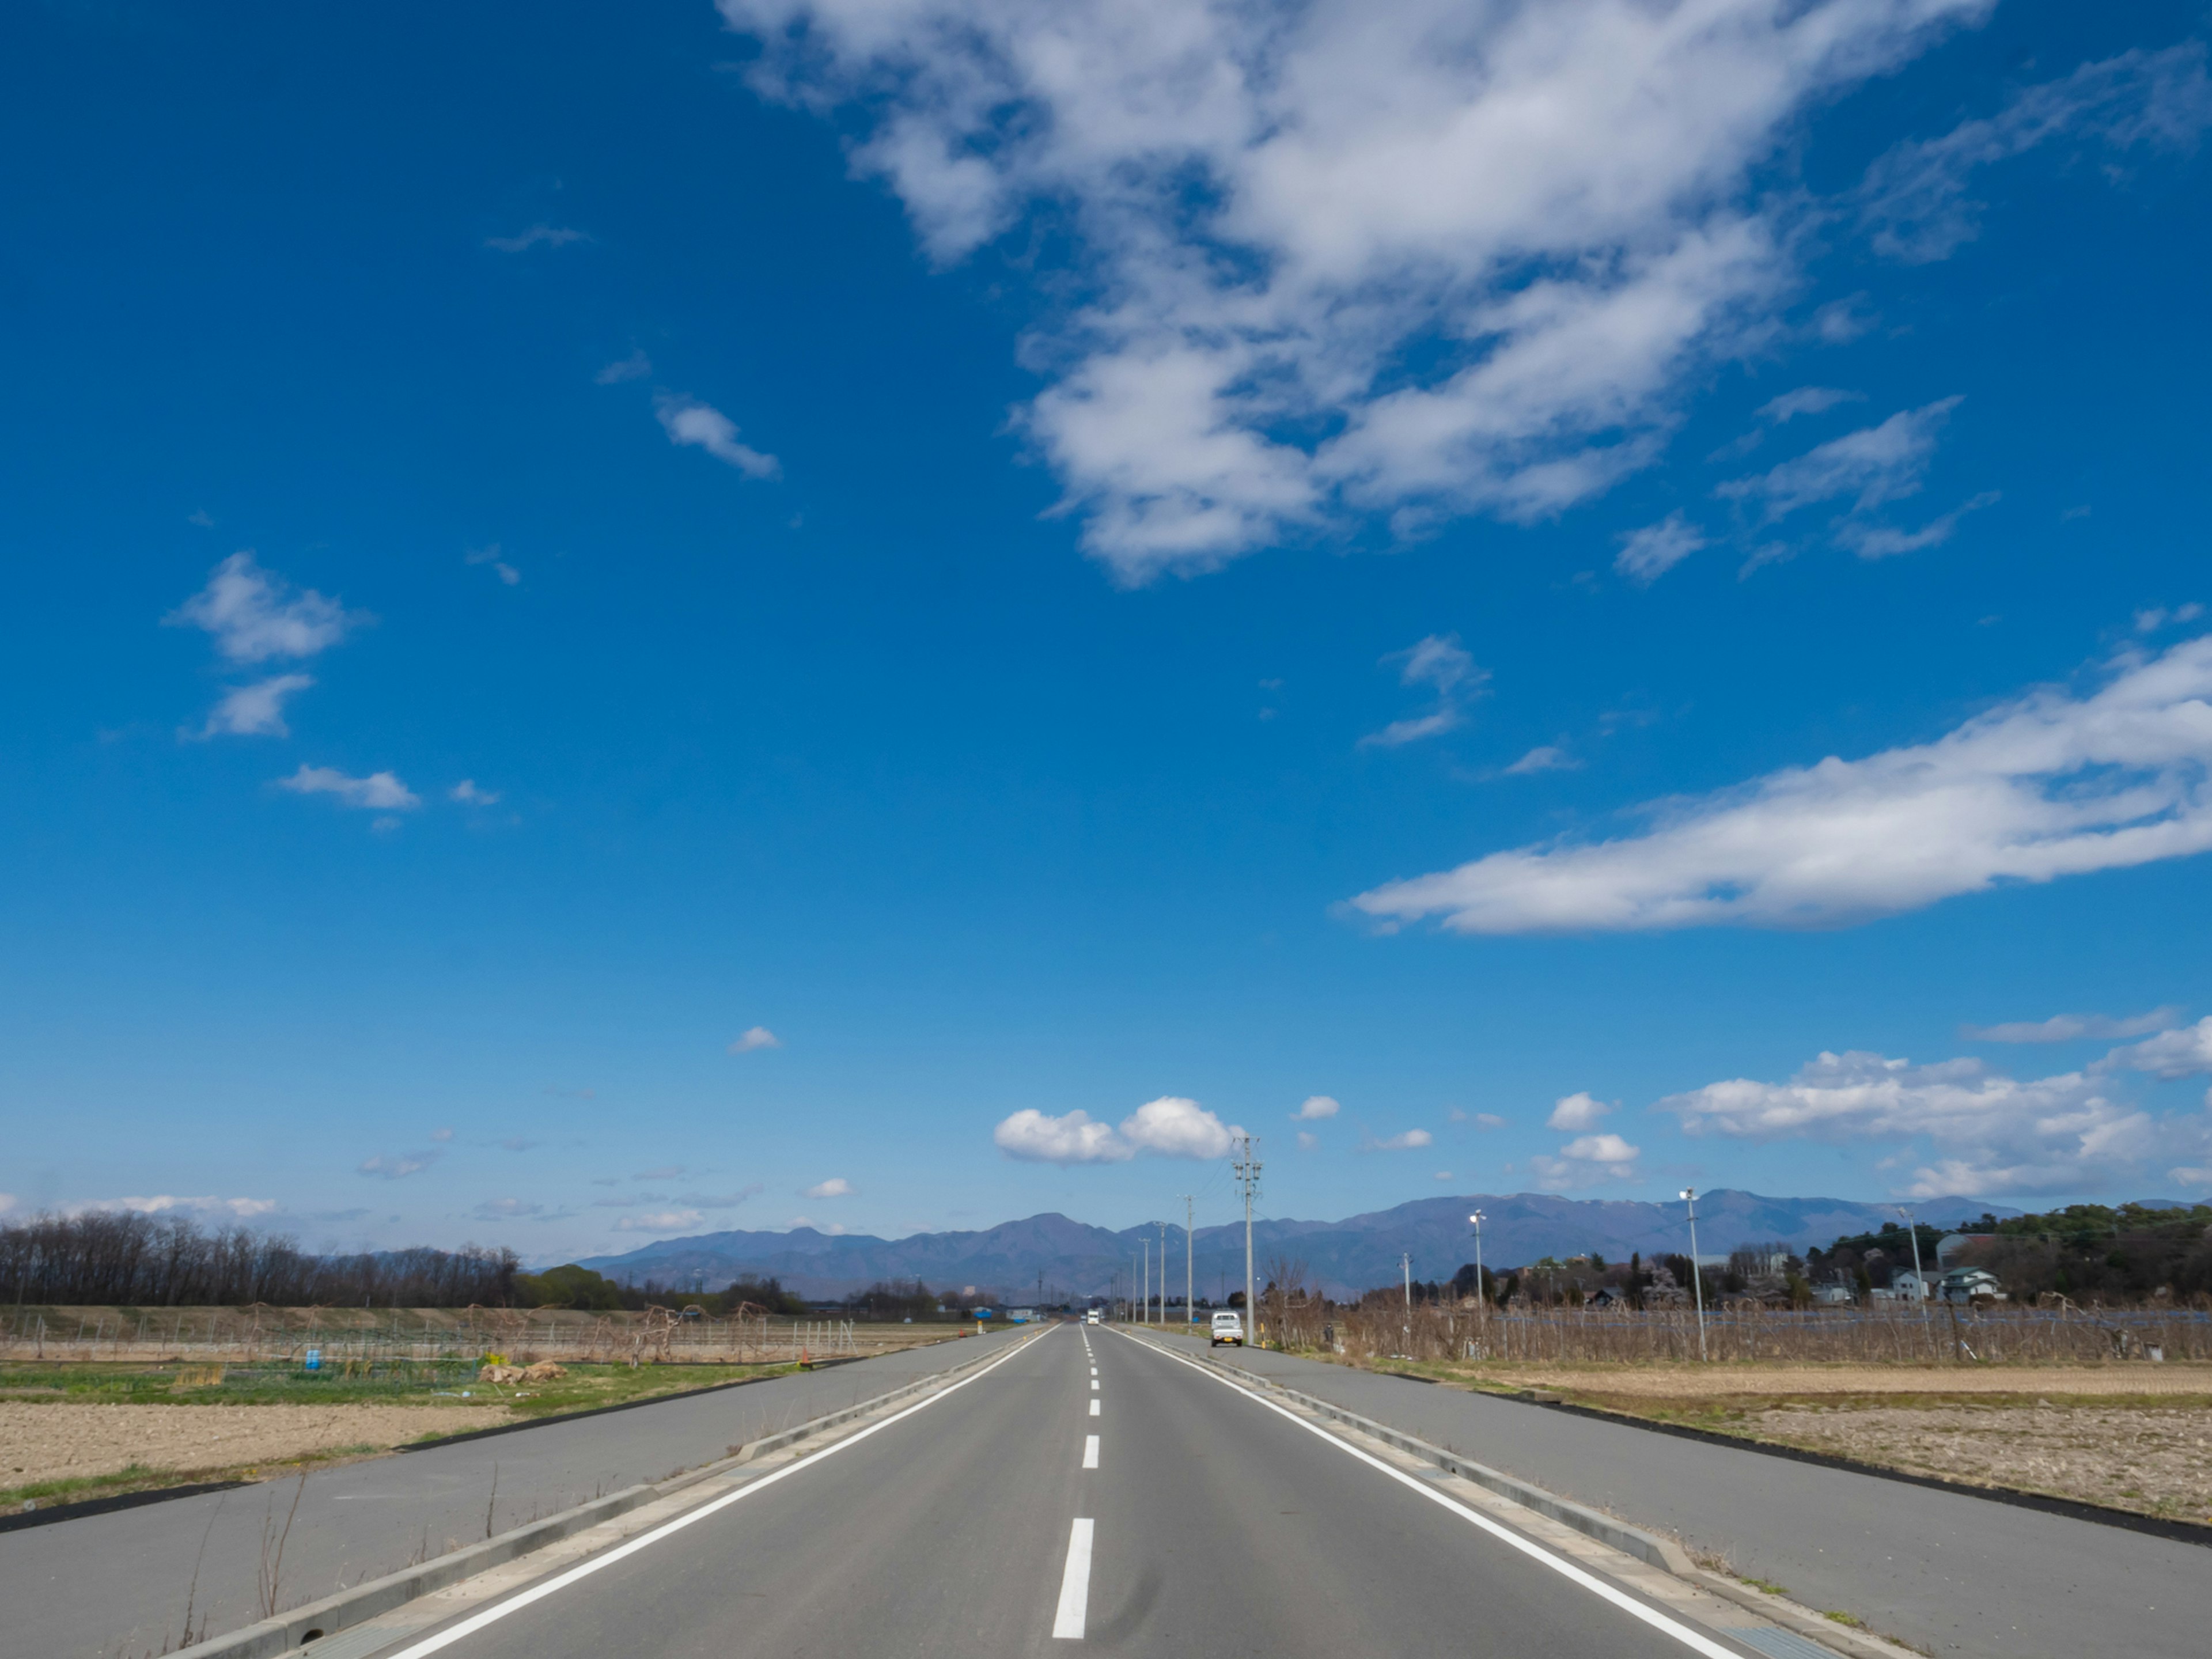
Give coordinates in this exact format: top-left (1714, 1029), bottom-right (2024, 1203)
top-left (0, 1330), bottom-right (1015, 1659)
top-left (1184, 1333), bottom-right (2209, 1659)
top-left (365, 1320), bottom-right (1767, 1659)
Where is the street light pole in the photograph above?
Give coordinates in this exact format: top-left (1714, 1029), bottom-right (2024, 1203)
top-left (1156, 1220), bottom-right (1167, 1326)
top-left (1681, 1188), bottom-right (1707, 1361)
top-left (1179, 1195), bottom-right (1194, 1331)
top-left (1233, 1135), bottom-right (1260, 1345)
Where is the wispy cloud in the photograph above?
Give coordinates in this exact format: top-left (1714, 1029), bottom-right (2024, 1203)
top-left (1503, 744), bottom-right (1579, 776)
top-left (196, 673), bottom-right (315, 738)
top-left (655, 393), bottom-right (781, 480)
top-left (1860, 44), bottom-right (2212, 263)
top-left (168, 552), bottom-right (366, 664)
top-left (1964, 1007), bottom-right (2185, 1043)
top-left (450, 779), bottom-right (501, 806)
top-left (1362, 635), bottom-right (1487, 748)
top-left (1756, 387), bottom-right (1865, 424)
top-left (595, 349), bottom-right (653, 384)
top-left (729, 1026), bottom-right (781, 1054)
top-left (720, 0), bottom-right (1993, 582)
top-left (682, 1185), bottom-right (765, 1209)
top-left (278, 765), bottom-right (422, 812)
top-left (465, 543), bottom-right (521, 586)
top-left (614, 1209), bottom-right (706, 1232)
top-left (1353, 634), bottom-right (2212, 934)
top-left (484, 224), bottom-right (592, 253)
top-left (1657, 1044), bottom-right (2209, 1198)
top-left (1834, 490), bottom-right (1999, 560)
top-left (1613, 512), bottom-right (1705, 585)
top-left (78, 1194), bottom-right (278, 1219)
top-left (802, 1177), bottom-right (854, 1199)
top-left (1719, 398), bottom-right (1961, 526)
top-left (358, 1152), bottom-right (440, 1180)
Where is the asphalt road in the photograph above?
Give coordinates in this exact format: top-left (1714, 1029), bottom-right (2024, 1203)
top-left (372, 1321), bottom-right (1758, 1659)
top-left (1199, 1334), bottom-right (2212, 1659)
top-left (0, 1330), bottom-right (1014, 1659)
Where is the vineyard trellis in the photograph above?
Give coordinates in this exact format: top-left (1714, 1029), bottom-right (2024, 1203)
top-left (1262, 1297), bottom-right (2212, 1365)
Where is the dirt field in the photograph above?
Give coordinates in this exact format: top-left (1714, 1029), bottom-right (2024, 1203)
top-left (1747, 1401), bottom-right (2212, 1520)
top-left (2, 1402), bottom-right (509, 1491)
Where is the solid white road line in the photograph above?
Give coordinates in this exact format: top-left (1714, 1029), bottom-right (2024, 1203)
top-left (379, 1330), bottom-right (1050, 1659)
top-left (1082, 1434), bottom-right (1100, 1469)
top-left (1089, 1399), bottom-right (1100, 1416)
top-left (1052, 1517), bottom-right (1095, 1638)
top-left (1112, 1331), bottom-right (1747, 1659)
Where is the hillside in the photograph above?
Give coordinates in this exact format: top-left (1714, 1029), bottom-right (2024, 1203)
top-left (575, 1188), bottom-right (2017, 1301)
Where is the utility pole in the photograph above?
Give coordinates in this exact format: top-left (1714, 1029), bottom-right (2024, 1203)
top-left (1898, 1206), bottom-right (1934, 1351)
top-left (1233, 1135), bottom-right (1260, 1344)
top-left (1140, 1240), bottom-right (1148, 1328)
top-left (1402, 1251), bottom-right (1412, 1310)
top-left (1180, 1194), bottom-right (1194, 1331)
top-left (1681, 1189), bottom-right (1707, 1361)
top-left (1468, 1210), bottom-right (1486, 1357)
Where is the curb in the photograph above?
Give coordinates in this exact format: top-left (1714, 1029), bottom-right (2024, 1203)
top-left (0, 1479), bottom-right (250, 1537)
top-left (186, 1332), bottom-right (1029, 1659)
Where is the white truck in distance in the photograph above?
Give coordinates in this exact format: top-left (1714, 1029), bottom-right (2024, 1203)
top-left (1210, 1310), bottom-right (1244, 1346)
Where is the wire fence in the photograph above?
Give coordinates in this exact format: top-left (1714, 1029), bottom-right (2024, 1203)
top-left (1266, 1298), bottom-right (2212, 1364)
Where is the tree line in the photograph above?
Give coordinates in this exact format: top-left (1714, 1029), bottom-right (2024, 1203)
top-left (1, 1209), bottom-right (518, 1308)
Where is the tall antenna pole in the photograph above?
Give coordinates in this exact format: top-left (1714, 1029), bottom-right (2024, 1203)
top-left (1180, 1194), bottom-right (1195, 1332)
top-left (1233, 1135), bottom-right (1260, 1345)
top-left (1681, 1188), bottom-right (1707, 1361)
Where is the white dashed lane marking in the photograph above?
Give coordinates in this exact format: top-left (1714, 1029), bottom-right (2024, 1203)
top-left (1052, 1518), bottom-right (1095, 1639)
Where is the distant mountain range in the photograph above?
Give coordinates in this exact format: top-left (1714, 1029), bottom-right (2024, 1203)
top-left (574, 1189), bottom-right (2019, 1301)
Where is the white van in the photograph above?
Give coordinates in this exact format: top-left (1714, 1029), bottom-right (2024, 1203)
top-left (1085, 1309), bottom-right (1101, 1324)
top-left (1210, 1310), bottom-right (1245, 1347)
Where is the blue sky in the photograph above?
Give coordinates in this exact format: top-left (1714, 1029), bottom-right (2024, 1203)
top-left (5, 0), bottom-right (2212, 1264)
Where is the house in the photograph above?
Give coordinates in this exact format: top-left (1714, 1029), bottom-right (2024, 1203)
top-left (1588, 1286), bottom-right (1628, 1308)
top-left (1812, 1283), bottom-right (1854, 1306)
top-left (1883, 1270), bottom-right (1932, 1302)
top-left (1938, 1267), bottom-right (2004, 1304)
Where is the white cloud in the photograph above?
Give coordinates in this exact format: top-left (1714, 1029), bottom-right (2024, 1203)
top-left (1860, 44), bottom-right (2212, 263)
top-left (484, 224), bottom-right (591, 253)
top-left (1719, 397), bottom-right (1960, 524)
top-left (430, 1127), bottom-right (455, 1141)
top-left (1296, 1131), bottom-right (1319, 1150)
top-left (450, 779), bottom-right (502, 805)
top-left (1352, 634), bottom-right (2212, 934)
top-left (1530, 1132), bottom-right (1641, 1188)
top-left (1293, 1094), bottom-right (1340, 1121)
top-left (1503, 744), bottom-right (1580, 775)
top-left (1122, 1096), bottom-right (1242, 1157)
top-left (88, 1195), bottom-right (278, 1219)
top-left (2103, 1016), bottom-right (2212, 1080)
top-left (595, 349), bottom-right (654, 384)
top-left (1657, 1046), bottom-right (2200, 1198)
top-left (167, 552), bottom-right (365, 664)
top-left (1962, 1007), bottom-right (2184, 1044)
top-left (358, 1153), bottom-right (440, 1180)
top-left (278, 765), bottom-right (422, 812)
top-left (1368, 1128), bottom-right (1433, 1151)
top-left (1362, 635), bottom-right (1487, 748)
top-left (1455, 1111), bottom-right (1508, 1130)
top-left (995, 1107), bottom-right (1130, 1164)
top-left (729, 1026), bottom-right (782, 1054)
top-left (465, 544), bottom-right (521, 585)
top-left (198, 673), bottom-right (315, 738)
top-left (654, 393), bottom-right (782, 480)
top-left (683, 1185), bottom-right (765, 1208)
top-left (802, 1177), bottom-right (855, 1198)
top-left (1546, 1091), bottom-right (1612, 1131)
top-left (993, 1095), bottom-right (1245, 1164)
top-left (1614, 512), bottom-right (1706, 585)
top-left (1433, 1170), bottom-right (1454, 1181)
top-left (718, 0), bottom-right (1989, 582)
top-left (615, 1209), bottom-right (707, 1232)
top-left (1756, 386), bottom-right (1864, 423)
